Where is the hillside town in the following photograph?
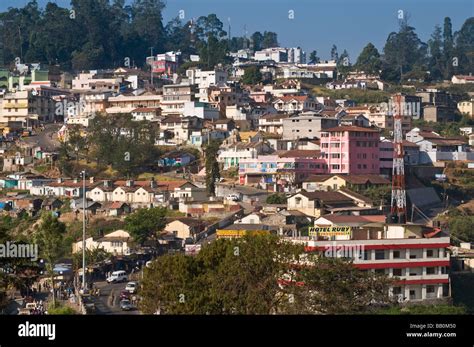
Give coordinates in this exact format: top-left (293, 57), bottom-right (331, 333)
top-left (0, 0), bottom-right (473, 320)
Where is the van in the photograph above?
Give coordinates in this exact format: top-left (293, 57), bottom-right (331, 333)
top-left (106, 270), bottom-right (127, 283)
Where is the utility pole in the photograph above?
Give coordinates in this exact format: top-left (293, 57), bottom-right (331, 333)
top-left (81, 170), bottom-right (87, 292)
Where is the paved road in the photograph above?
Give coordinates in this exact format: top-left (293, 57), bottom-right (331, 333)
top-left (22, 123), bottom-right (62, 151)
top-left (89, 281), bottom-right (140, 315)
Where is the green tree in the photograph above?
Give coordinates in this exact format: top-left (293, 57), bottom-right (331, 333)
top-left (87, 114), bottom-right (160, 176)
top-left (34, 213), bottom-right (67, 305)
top-left (337, 49), bottom-right (352, 77)
top-left (287, 256), bottom-right (394, 314)
top-left (330, 44), bottom-right (338, 61)
top-left (140, 234), bottom-right (393, 314)
top-left (427, 25), bottom-right (444, 80)
top-left (140, 253), bottom-right (207, 314)
top-left (355, 43), bottom-right (381, 75)
top-left (443, 17), bottom-right (454, 78)
top-left (265, 193), bottom-right (287, 204)
top-left (308, 50), bottom-right (320, 64)
top-left (124, 207), bottom-right (167, 244)
top-left (241, 65), bottom-right (262, 85)
top-left (205, 140), bottom-right (221, 196)
top-left (382, 18), bottom-right (428, 83)
top-left (448, 215), bottom-right (474, 243)
top-left (261, 31), bottom-right (278, 49)
top-left (250, 31), bottom-right (264, 51)
top-left (454, 17), bottom-right (474, 76)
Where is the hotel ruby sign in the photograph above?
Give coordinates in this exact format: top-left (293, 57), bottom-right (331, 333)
top-left (309, 226), bottom-right (351, 237)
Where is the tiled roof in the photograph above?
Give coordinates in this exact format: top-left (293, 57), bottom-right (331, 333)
top-left (296, 191), bottom-right (352, 202)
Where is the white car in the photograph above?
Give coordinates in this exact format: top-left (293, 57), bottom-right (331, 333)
top-left (106, 270), bottom-right (127, 283)
top-left (226, 194), bottom-right (240, 201)
top-left (125, 281), bottom-right (138, 294)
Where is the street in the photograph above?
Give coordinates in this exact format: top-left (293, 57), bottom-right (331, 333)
top-left (22, 123), bottom-right (62, 152)
top-left (88, 281), bottom-right (140, 315)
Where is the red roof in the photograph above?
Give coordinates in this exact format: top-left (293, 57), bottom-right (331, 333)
top-left (275, 95), bottom-right (311, 102)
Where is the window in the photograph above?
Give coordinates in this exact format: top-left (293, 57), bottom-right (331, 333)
top-left (375, 269), bottom-right (385, 275)
top-left (393, 287), bottom-right (402, 295)
top-left (427, 285), bottom-right (435, 293)
top-left (427, 249), bottom-right (434, 258)
top-left (426, 267), bottom-right (436, 275)
top-left (375, 250), bottom-right (385, 260)
top-left (393, 268), bottom-right (402, 276)
top-left (393, 250), bottom-right (400, 259)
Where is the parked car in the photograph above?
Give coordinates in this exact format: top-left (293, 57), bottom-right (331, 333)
top-left (125, 281), bottom-right (138, 294)
top-left (226, 194), bottom-right (240, 201)
top-left (120, 290), bottom-right (131, 300)
top-left (106, 270), bottom-right (127, 283)
top-left (120, 299), bottom-right (134, 311)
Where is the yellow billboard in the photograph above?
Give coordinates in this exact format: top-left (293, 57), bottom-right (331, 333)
top-left (216, 230), bottom-right (270, 239)
top-left (308, 226), bottom-right (351, 237)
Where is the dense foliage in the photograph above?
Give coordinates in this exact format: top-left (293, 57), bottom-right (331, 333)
top-left (0, 1), bottom-right (278, 71)
top-left (140, 234), bottom-right (394, 314)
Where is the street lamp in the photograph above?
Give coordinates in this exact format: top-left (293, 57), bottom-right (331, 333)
top-left (81, 170), bottom-right (87, 292)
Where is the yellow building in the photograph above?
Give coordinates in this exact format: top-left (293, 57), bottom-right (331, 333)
top-left (458, 99), bottom-right (474, 117)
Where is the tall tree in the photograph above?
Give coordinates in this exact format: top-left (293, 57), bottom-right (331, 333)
top-left (427, 25), bottom-right (444, 80)
top-left (443, 17), bottom-right (455, 78)
top-left (337, 49), bottom-right (352, 77)
top-left (250, 31), bottom-right (264, 51)
top-left (355, 43), bottom-right (381, 75)
top-left (308, 50), bottom-right (320, 64)
top-left (330, 44), bottom-right (338, 61)
top-left (261, 31), bottom-right (278, 49)
top-left (205, 139), bottom-right (221, 196)
top-left (382, 18), bottom-right (428, 83)
top-left (195, 14), bottom-right (228, 68)
top-left (35, 213), bottom-right (66, 305)
top-left (454, 17), bottom-right (474, 76)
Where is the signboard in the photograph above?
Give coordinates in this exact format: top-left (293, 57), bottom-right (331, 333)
top-left (309, 226), bottom-right (351, 237)
top-left (435, 174), bottom-right (447, 182)
top-left (216, 230), bottom-right (270, 239)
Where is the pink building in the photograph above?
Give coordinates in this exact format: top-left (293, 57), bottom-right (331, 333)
top-left (320, 126), bottom-right (380, 174)
top-left (249, 91), bottom-right (271, 103)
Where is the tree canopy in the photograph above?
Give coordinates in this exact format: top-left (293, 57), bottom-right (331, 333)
top-left (140, 234), bottom-right (394, 314)
top-left (124, 207), bottom-right (167, 244)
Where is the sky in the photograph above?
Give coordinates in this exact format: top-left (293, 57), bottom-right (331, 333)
top-left (1, 0), bottom-right (473, 60)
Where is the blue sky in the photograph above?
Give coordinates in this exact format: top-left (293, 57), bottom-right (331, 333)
top-left (2, 0), bottom-right (472, 60)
